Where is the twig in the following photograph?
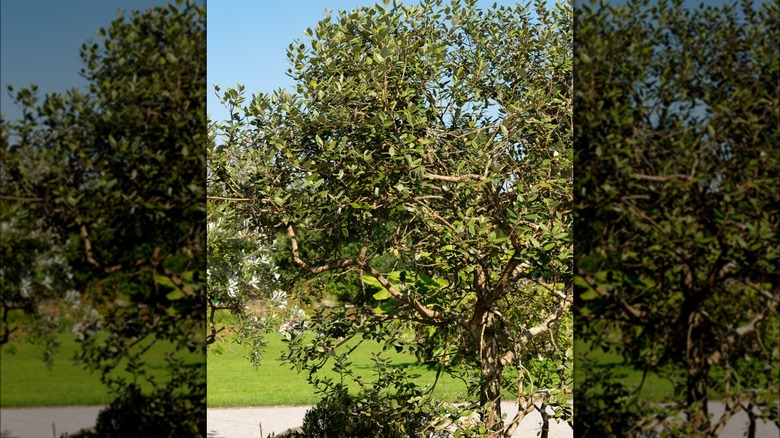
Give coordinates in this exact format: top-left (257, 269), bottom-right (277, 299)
top-left (630, 173), bottom-right (692, 182)
top-left (423, 173), bottom-right (486, 183)
top-left (577, 268), bottom-right (647, 320)
top-left (0, 195), bottom-right (43, 202)
top-left (207, 196), bottom-right (252, 202)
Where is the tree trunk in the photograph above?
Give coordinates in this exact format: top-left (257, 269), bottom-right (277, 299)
top-left (539, 401), bottom-right (550, 438)
top-left (686, 311), bottom-right (711, 437)
top-left (479, 311), bottom-right (504, 434)
top-left (746, 404), bottom-right (756, 438)
top-left (686, 365), bottom-right (710, 436)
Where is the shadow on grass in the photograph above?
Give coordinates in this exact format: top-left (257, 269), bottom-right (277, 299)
top-left (353, 361), bottom-right (420, 370)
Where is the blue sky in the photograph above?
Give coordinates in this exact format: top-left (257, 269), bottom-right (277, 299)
top-left (2, 0), bottom-right (731, 125)
top-left (1, 0), bottom-right (556, 124)
top-left (0, 0), bottom-right (178, 123)
top-left (207, 0), bottom-right (561, 123)
top-left (1, 0), bottom-right (551, 124)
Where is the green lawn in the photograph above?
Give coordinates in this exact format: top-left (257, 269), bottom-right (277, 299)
top-left (0, 333), bottom-right (202, 407)
top-left (574, 340), bottom-right (676, 402)
top-left (208, 333), bottom-right (573, 407)
top-left (207, 333), bottom-right (470, 407)
top-left (3, 331), bottom-right (685, 408)
top-left (572, 340), bottom-right (773, 403)
top-left (1, 335), bottom-right (109, 407)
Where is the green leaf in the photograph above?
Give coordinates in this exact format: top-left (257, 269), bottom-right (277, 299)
top-left (362, 275), bottom-right (382, 288)
top-left (155, 274), bottom-right (177, 289)
top-left (166, 289), bottom-right (185, 300)
top-left (373, 289), bottom-right (392, 300)
top-left (579, 289), bottom-right (599, 301)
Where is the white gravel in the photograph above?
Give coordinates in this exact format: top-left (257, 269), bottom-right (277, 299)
top-left (2, 401), bottom-right (774, 437)
top-left (206, 402), bottom-right (573, 438)
top-left (0, 406), bottom-right (102, 438)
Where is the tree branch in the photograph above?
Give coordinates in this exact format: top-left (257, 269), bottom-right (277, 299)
top-left (79, 222), bottom-right (192, 297)
top-left (500, 290), bottom-right (573, 367)
top-left (470, 257), bottom-right (528, 329)
top-left (207, 196), bottom-right (251, 202)
top-left (158, 266), bottom-right (196, 298)
top-left (285, 224), bottom-right (422, 357)
top-left (502, 397), bottom-right (537, 437)
top-left (489, 257), bottom-right (523, 304)
top-left (286, 224), bottom-right (360, 274)
top-left (360, 263), bottom-right (443, 321)
top-left (577, 268), bottom-right (647, 320)
top-left (707, 290), bottom-right (779, 365)
top-left (502, 388), bottom-right (571, 438)
top-left (79, 223), bottom-right (100, 268)
top-left (423, 173), bottom-right (486, 183)
top-left (358, 263), bottom-right (472, 332)
top-left (78, 221), bottom-right (146, 274)
top-left (406, 200), bottom-right (459, 235)
top-left (0, 195), bottom-right (43, 202)
top-left (630, 173), bottom-right (692, 182)
top-left (709, 392), bottom-right (752, 437)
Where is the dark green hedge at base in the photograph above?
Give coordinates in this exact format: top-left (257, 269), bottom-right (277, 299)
top-left (269, 388), bottom-right (433, 438)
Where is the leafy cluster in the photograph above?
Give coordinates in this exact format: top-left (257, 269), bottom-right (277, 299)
top-left (207, 95), bottom-right (317, 366)
top-left (270, 368), bottom-right (438, 438)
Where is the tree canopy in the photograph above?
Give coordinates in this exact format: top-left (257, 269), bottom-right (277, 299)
top-left (211, 0), bottom-right (573, 435)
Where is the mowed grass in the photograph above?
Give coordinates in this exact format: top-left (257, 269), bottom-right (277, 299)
top-left (574, 340), bottom-right (676, 402)
top-left (574, 341), bottom-right (766, 403)
top-left (573, 340), bottom-right (774, 403)
top-left (0, 332), bottom-right (203, 407)
top-left (1, 335), bottom-right (109, 407)
top-left (208, 333), bottom-right (472, 407)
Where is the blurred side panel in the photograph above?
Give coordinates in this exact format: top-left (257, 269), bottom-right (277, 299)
top-left (573, 0), bottom-right (779, 436)
top-left (1, 1), bottom-right (207, 436)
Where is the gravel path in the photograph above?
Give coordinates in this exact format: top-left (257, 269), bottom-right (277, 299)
top-left (2, 402), bottom-right (776, 437)
top-left (206, 402), bottom-right (573, 438)
top-left (0, 406), bottom-right (102, 438)
top-left (0, 404), bottom-right (571, 438)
